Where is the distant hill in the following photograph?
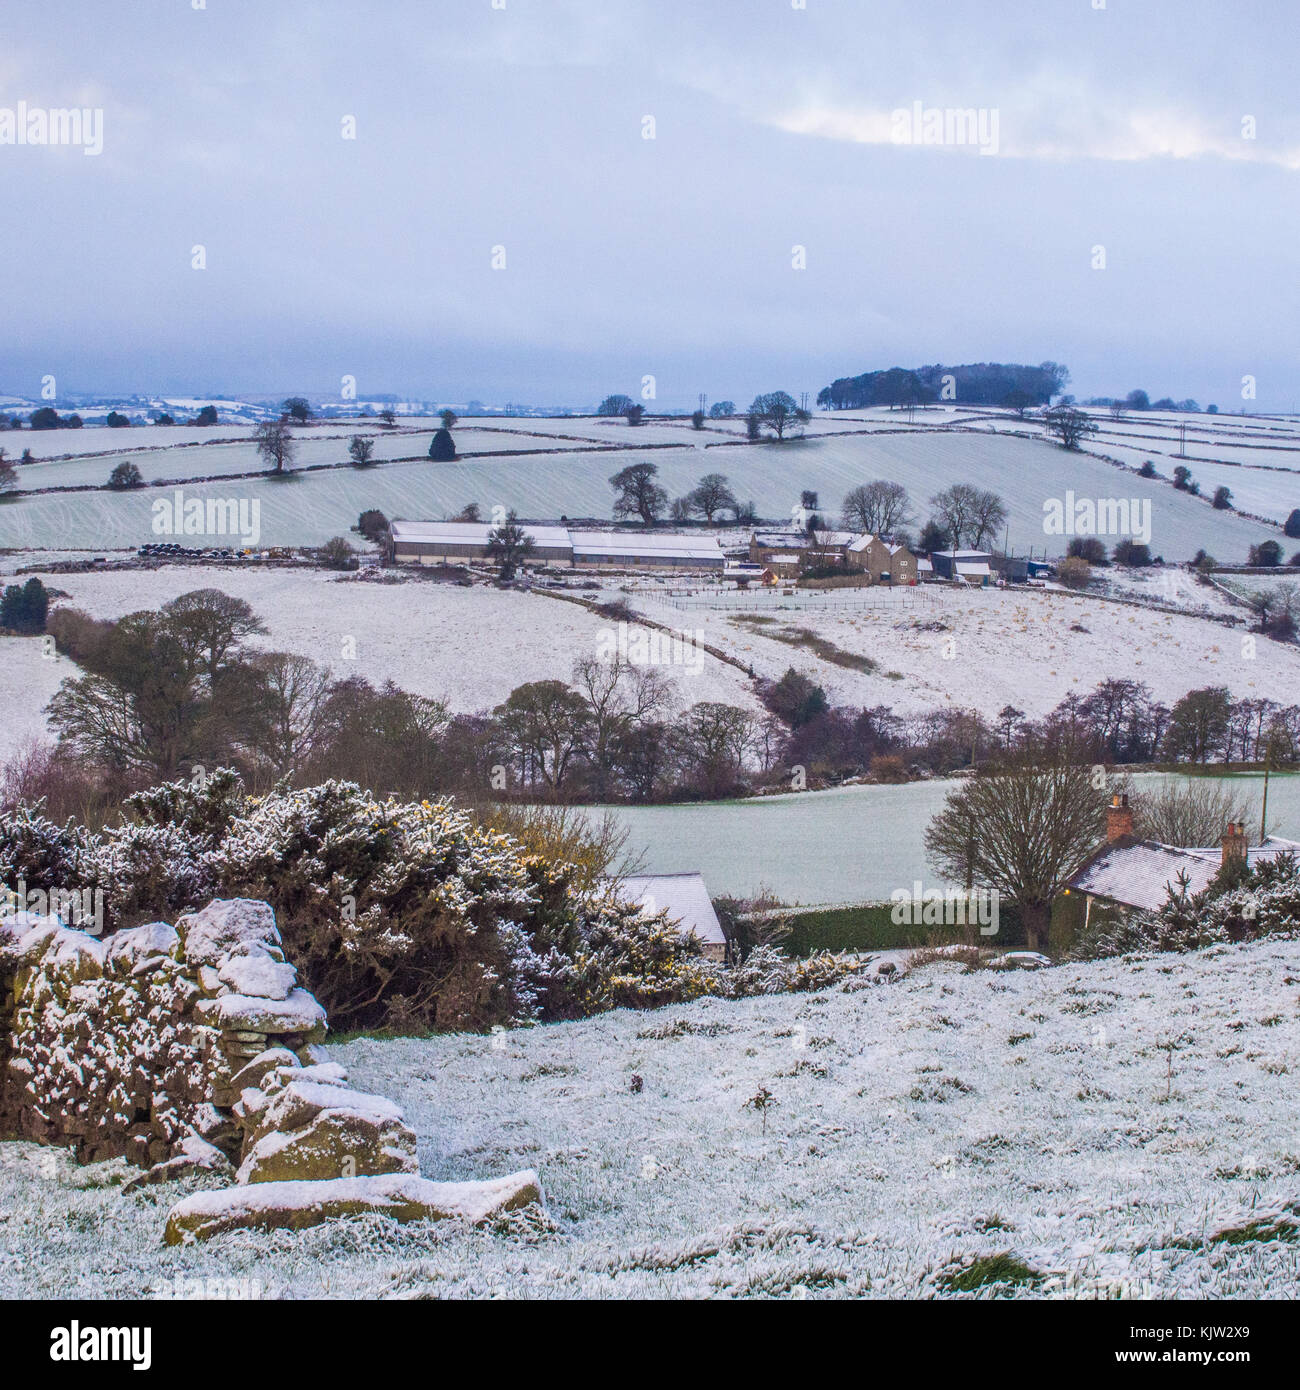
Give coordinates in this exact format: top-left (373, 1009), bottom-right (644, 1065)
top-left (818, 361), bottom-right (1069, 410)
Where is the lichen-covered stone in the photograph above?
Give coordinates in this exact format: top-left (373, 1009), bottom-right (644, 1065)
top-left (176, 899), bottom-right (280, 969)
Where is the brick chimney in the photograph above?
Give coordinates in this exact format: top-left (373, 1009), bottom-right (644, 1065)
top-left (1106, 793), bottom-right (1134, 843)
top-left (1221, 821), bottom-right (1248, 866)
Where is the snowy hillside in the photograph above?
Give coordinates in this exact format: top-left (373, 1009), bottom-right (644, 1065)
top-left (3, 940), bottom-right (1298, 1298)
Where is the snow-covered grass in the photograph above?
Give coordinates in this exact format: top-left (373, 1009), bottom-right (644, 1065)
top-left (3, 562), bottom-right (1296, 767)
top-left (3, 940), bottom-right (1299, 1298)
top-left (643, 583), bottom-right (1300, 718)
top-left (1, 418), bottom-right (1281, 556)
top-left (0, 566), bottom-right (758, 764)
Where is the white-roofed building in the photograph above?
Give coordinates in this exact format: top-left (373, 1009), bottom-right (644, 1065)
top-left (569, 531), bottom-right (725, 569)
top-left (617, 871), bottom-right (727, 961)
top-left (390, 519), bottom-right (574, 565)
top-left (931, 550), bottom-right (992, 585)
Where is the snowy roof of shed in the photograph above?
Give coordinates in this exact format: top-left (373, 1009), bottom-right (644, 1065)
top-left (617, 872), bottom-right (726, 947)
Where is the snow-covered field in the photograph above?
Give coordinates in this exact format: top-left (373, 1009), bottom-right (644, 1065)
top-left (3, 940), bottom-right (1298, 1298)
top-left (2, 408), bottom-right (1290, 556)
top-left (3, 562), bottom-right (1296, 768)
top-left (641, 583), bottom-right (1300, 718)
top-left (0, 567), bottom-right (759, 764)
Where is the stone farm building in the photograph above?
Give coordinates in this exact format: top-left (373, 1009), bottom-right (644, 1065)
top-left (749, 529), bottom-right (920, 584)
top-left (616, 872), bottom-right (727, 962)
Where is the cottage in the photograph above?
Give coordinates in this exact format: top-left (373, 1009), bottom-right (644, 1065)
top-left (845, 534), bottom-right (920, 584)
top-left (616, 872), bottom-right (727, 962)
top-left (1056, 793), bottom-right (1300, 935)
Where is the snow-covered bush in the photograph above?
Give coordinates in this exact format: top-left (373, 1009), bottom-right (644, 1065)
top-left (0, 771), bottom-right (866, 1034)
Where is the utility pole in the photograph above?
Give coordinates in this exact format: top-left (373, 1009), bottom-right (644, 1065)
top-left (1260, 735), bottom-right (1274, 844)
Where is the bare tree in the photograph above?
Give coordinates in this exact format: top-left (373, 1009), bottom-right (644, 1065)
top-left (841, 480), bottom-right (912, 535)
top-left (248, 651), bottom-right (332, 776)
top-left (160, 589), bottom-right (267, 684)
top-left (571, 655), bottom-right (672, 799)
top-left (1128, 779), bottom-right (1257, 847)
top-left (347, 435), bottom-right (375, 467)
top-left (929, 483), bottom-right (1006, 549)
top-left (254, 419), bottom-right (296, 474)
top-left (924, 758), bottom-right (1106, 950)
top-left (689, 473), bottom-right (737, 524)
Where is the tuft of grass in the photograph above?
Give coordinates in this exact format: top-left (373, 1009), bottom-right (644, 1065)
top-left (1209, 1210), bottom-right (1300, 1247)
top-left (936, 1253), bottom-right (1041, 1293)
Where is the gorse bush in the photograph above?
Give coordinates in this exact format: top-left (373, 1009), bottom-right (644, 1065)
top-left (0, 771), bottom-right (861, 1034)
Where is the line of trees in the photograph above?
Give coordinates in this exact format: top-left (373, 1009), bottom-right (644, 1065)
top-left (26, 587), bottom-right (1300, 831)
top-left (818, 362), bottom-right (1069, 410)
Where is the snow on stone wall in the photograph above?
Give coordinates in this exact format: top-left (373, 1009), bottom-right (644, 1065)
top-left (0, 897), bottom-right (541, 1240)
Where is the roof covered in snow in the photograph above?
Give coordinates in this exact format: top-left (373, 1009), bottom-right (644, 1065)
top-left (570, 532), bottom-right (724, 561)
top-left (390, 520), bottom-right (572, 549)
top-left (617, 872), bottom-right (726, 947)
top-left (1069, 835), bottom-right (1300, 912)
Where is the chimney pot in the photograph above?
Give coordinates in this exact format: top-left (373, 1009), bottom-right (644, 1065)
top-left (1221, 821), bottom-right (1248, 866)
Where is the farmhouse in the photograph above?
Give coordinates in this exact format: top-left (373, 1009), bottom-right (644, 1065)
top-left (617, 872), bottom-right (727, 962)
top-left (1056, 794), bottom-right (1300, 934)
top-left (845, 534), bottom-right (919, 584)
top-left (390, 520), bottom-right (573, 566)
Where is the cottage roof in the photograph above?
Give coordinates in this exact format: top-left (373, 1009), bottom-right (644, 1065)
top-left (1068, 835), bottom-right (1300, 913)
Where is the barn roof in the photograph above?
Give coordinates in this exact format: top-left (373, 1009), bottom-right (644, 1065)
top-left (570, 531), bottom-right (724, 561)
top-left (389, 520), bottom-right (572, 549)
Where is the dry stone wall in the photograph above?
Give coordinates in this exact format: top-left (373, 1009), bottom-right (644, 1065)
top-left (0, 897), bottom-right (541, 1240)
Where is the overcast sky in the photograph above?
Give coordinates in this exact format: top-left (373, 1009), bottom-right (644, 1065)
top-left (3, 0), bottom-right (1298, 410)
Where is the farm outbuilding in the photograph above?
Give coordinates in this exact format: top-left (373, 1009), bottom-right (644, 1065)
top-left (930, 550), bottom-right (992, 585)
top-left (616, 872), bottom-right (727, 962)
top-left (568, 531), bottom-right (725, 569)
top-left (390, 520), bottom-right (573, 566)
